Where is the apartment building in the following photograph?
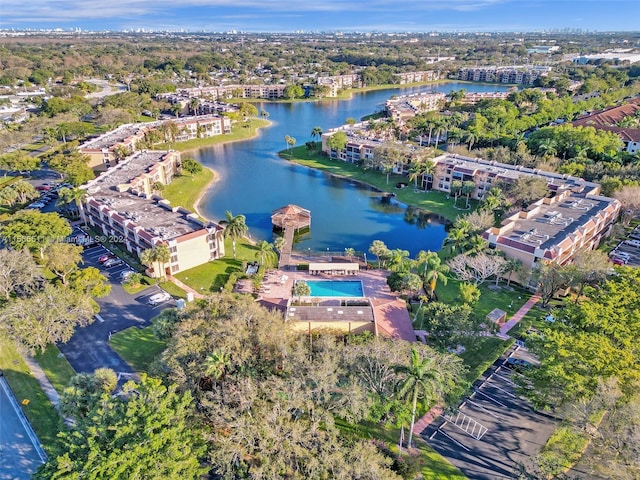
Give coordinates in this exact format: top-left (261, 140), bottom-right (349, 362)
top-left (394, 70), bottom-right (441, 84)
top-left (79, 115), bottom-right (231, 170)
top-left (316, 74), bottom-right (362, 97)
top-left (456, 66), bottom-right (551, 85)
top-left (483, 189), bottom-right (620, 269)
top-left (321, 127), bottom-right (383, 165)
top-left (458, 91), bottom-right (511, 105)
top-left (78, 123), bottom-right (148, 170)
top-left (80, 150), bottom-right (225, 277)
top-left (385, 92), bottom-right (446, 123)
top-left (424, 154), bottom-right (601, 199)
top-left (171, 84), bottom-right (287, 100)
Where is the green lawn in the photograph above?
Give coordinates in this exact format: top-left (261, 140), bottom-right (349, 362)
top-left (34, 344), bottom-right (77, 394)
top-left (175, 237), bottom-right (261, 292)
top-left (0, 336), bottom-right (62, 452)
top-left (155, 118), bottom-right (270, 152)
top-left (109, 326), bottom-right (167, 374)
top-left (281, 146), bottom-right (473, 222)
top-left (337, 419), bottom-right (466, 480)
top-left (159, 280), bottom-right (188, 299)
top-left (161, 167), bottom-right (214, 215)
top-left (538, 425), bottom-right (590, 477)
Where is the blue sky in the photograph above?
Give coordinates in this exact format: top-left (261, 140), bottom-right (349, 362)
top-left (1, 0), bottom-right (639, 32)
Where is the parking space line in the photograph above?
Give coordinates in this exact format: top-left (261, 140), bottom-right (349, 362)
top-left (435, 424), bottom-right (471, 452)
top-left (474, 388), bottom-right (508, 408)
top-left (493, 371), bottom-right (516, 385)
top-left (465, 399), bottom-right (501, 419)
top-left (483, 381), bottom-right (516, 398)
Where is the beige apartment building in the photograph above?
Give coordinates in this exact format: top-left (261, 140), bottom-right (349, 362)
top-left (385, 92), bottom-right (446, 124)
top-left (172, 84), bottom-right (287, 100)
top-left (394, 71), bottom-right (441, 84)
top-left (80, 150), bottom-right (225, 277)
top-left (483, 189), bottom-right (620, 269)
top-left (79, 116), bottom-right (231, 170)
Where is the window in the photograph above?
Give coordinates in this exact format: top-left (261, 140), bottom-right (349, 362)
top-left (170, 246), bottom-right (177, 253)
top-left (170, 255), bottom-right (178, 263)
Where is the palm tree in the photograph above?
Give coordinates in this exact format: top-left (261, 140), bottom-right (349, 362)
top-left (255, 240), bottom-right (275, 267)
top-left (204, 351), bottom-right (230, 381)
top-left (140, 244), bottom-right (171, 280)
top-left (57, 187), bottom-right (86, 222)
top-left (112, 145), bottom-right (130, 164)
top-left (451, 180), bottom-right (463, 207)
top-left (293, 280), bottom-right (311, 301)
top-left (443, 227), bottom-right (469, 257)
top-left (388, 248), bottom-right (411, 273)
top-left (221, 211), bottom-right (248, 260)
top-left (424, 255), bottom-right (449, 300)
top-left (408, 159), bottom-right (435, 190)
top-left (395, 347), bottom-right (443, 449)
top-left (481, 187), bottom-right (505, 212)
top-left (464, 131), bottom-right (476, 151)
top-left (466, 235), bottom-right (488, 255)
top-left (503, 257), bottom-right (523, 287)
top-left (311, 126), bottom-right (323, 143)
top-left (189, 97), bottom-right (200, 116)
top-left (461, 181), bottom-right (475, 209)
top-left (344, 247), bottom-right (355, 262)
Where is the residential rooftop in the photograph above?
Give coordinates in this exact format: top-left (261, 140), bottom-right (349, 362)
top-left (80, 123), bottom-right (148, 150)
top-left (503, 194), bottom-right (616, 253)
top-left (84, 151), bottom-right (211, 241)
top-left (435, 154), bottom-right (600, 193)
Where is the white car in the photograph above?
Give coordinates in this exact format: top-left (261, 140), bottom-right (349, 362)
top-left (28, 201), bottom-right (45, 209)
top-left (147, 291), bottom-right (172, 306)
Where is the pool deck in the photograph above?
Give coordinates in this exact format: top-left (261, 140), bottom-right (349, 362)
top-left (256, 267), bottom-right (415, 343)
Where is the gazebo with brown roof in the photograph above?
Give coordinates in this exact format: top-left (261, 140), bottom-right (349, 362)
top-left (271, 204), bottom-right (311, 232)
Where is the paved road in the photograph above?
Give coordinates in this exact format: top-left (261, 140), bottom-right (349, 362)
top-left (85, 79), bottom-right (127, 99)
top-left (0, 376), bottom-right (46, 480)
top-left (423, 348), bottom-right (559, 480)
top-left (57, 226), bottom-right (176, 382)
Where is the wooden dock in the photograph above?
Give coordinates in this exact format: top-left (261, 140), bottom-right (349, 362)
top-left (278, 223), bottom-right (296, 269)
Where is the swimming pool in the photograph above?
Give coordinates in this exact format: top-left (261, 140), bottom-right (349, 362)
top-left (306, 280), bottom-right (364, 297)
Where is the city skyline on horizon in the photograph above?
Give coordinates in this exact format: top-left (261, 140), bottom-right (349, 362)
top-left (1, 0), bottom-right (639, 34)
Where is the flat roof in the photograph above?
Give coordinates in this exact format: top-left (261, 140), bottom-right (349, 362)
top-left (286, 305), bottom-right (374, 323)
top-left (84, 151), bottom-right (216, 241)
top-left (79, 123), bottom-right (147, 151)
top-left (434, 154), bottom-right (599, 192)
top-left (503, 194), bottom-right (616, 252)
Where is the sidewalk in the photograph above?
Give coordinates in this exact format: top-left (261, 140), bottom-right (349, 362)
top-left (167, 275), bottom-right (206, 299)
top-left (22, 354), bottom-right (74, 426)
top-left (499, 293), bottom-right (541, 337)
top-left (413, 404), bottom-right (444, 436)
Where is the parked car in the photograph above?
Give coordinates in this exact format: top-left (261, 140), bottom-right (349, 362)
top-left (624, 239), bottom-right (640, 248)
top-left (99, 253), bottom-right (116, 263)
top-left (82, 240), bottom-right (99, 250)
top-left (612, 257), bottom-right (627, 266)
top-left (147, 291), bottom-right (172, 306)
top-left (505, 357), bottom-right (533, 371)
top-left (102, 258), bottom-right (123, 268)
top-left (28, 201), bottom-right (45, 209)
top-left (119, 270), bottom-right (135, 282)
top-left (36, 185), bottom-right (51, 191)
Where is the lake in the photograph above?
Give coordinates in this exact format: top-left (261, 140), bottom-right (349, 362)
top-left (195, 82), bottom-right (509, 256)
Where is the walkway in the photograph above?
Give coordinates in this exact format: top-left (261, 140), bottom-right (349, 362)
top-left (22, 354), bottom-right (74, 426)
top-left (499, 293), bottom-right (541, 337)
top-left (413, 404), bottom-right (443, 436)
top-left (167, 275), bottom-right (205, 299)
top-left (278, 224), bottom-right (295, 269)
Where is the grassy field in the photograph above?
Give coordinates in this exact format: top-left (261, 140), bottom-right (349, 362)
top-left (281, 146), bottom-right (474, 222)
top-left (175, 237), bottom-right (261, 292)
top-left (161, 166), bottom-right (214, 215)
top-left (109, 326), bottom-right (167, 374)
top-left (34, 344), bottom-right (76, 394)
top-left (0, 336), bottom-right (62, 452)
top-left (155, 118), bottom-right (270, 152)
top-left (337, 419), bottom-right (466, 480)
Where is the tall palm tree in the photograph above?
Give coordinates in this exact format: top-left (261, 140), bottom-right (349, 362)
top-left (221, 211), bottom-right (248, 260)
top-left (255, 240), bottom-right (275, 267)
top-left (451, 180), bottom-right (463, 207)
top-left (388, 248), bottom-right (411, 273)
top-left (443, 227), bottom-right (469, 258)
top-left (395, 347), bottom-right (443, 449)
top-left (57, 187), bottom-right (86, 220)
top-left (408, 159), bottom-right (435, 190)
top-left (311, 126), bottom-right (323, 142)
top-left (466, 235), bottom-right (488, 255)
top-left (424, 255), bottom-right (449, 299)
top-left (461, 181), bottom-right (475, 209)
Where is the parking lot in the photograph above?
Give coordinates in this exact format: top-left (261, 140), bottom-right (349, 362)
top-left (609, 225), bottom-right (640, 267)
top-left (423, 348), bottom-right (558, 480)
top-left (58, 226), bottom-right (176, 379)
